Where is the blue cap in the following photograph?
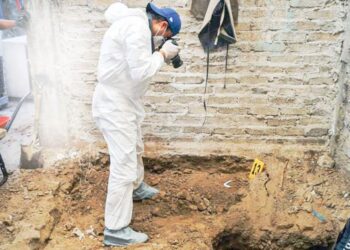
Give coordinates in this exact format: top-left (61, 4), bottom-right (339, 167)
top-left (146, 3), bottom-right (181, 36)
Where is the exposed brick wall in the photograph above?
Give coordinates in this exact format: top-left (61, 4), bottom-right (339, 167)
top-left (27, 0), bottom-right (349, 166)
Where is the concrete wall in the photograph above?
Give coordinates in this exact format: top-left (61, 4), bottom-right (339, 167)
top-left (27, 0), bottom-right (349, 166)
top-left (334, 3), bottom-right (350, 170)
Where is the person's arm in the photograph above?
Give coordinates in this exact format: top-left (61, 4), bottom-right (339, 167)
top-left (0, 19), bottom-right (16, 30)
top-left (123, 23), bottom-right (164, 83)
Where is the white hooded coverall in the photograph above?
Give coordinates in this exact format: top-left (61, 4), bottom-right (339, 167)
top-left (92, 3), bottom-right (164, 230)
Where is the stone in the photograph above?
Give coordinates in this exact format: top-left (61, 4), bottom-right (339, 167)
top-left (3, 215), bottom-right (13, 226)
top-left (189, 205), bottom-right (198, 211)
top-left (326, 202), bottom-right (336, 209)
top-left (169, 239), bottom-right (179, 245)
top-left (6, 226), bottom-right (15, 233)
top-left (148, 177), bottom-right (160, 186)
top-left (276, 223), bottom-right (294, 230)
top-left (72, 227), bottom-right (85, 240)
top-left (301, 203), bottom-right (313, 213)
top-left (197, 202), bottom-right (207, 211)
top-left (151, 207), bottom-right (162, 217)
top-left (13, 223), bottom-right (40, 245)
top-left (183, 169), bottom-right (192, 174)
top-left (317, 155), bottom-right (334, 168)
top-left (203, 198), bottom-right (211, 207)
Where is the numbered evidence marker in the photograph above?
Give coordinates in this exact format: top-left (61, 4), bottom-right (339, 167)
top-left (249, 159), bottom-right (265, 180)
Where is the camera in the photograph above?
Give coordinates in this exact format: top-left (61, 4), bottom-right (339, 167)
top-left (159, 39), bottom-right (183, 69)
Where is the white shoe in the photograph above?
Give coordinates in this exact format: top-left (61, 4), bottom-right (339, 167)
top-left (104, 227), bottom-right (148, 246)
top-left (133, 182), bottom-right (159, 201)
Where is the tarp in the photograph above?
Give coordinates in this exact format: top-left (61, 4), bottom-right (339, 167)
top-left (198, 0), bottom-right (237, 51)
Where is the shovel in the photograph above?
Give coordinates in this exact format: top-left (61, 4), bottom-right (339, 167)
top-left (20, 88), bottom-right (43, 169)
top-left (0, 92), bottom-right (31, 186)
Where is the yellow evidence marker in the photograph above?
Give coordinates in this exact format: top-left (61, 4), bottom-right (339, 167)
top-left (249, 159), bottom-right (265, 179)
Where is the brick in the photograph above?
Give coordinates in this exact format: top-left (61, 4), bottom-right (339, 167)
top-left (245, 127), bottom-right (304, 136)
top-left (183, 127), bottom-right (212, 134)
top-left (280, 108), bottom-right (310, 116)
top-left (155, 105), bottom-right (188, 114)
top-left (308, 77), bottom-right (335, 85)
top-left (248, 107), bottom-right (280, 116)
top-left (144, 96), bottom-right (171, 105)
top-left (174, 76), bottom-right (204, 84)
top-left (307, 32), bottom-right (340, 42)
top-left (252, 42), bottom-right (286, 52)
top-left (174, 115), bottom-right (204, 126)
top-left (152, 126), bottom-right (182, 133)
top-left (172, 96), bottom-right (202, 104)
top-left (152, 74), bottom-right (174, 84)
top-left (239, 76), bottom-right (269, 84)
top-left (182, 86), bottom-right (214, 94)
top-left (215, 107), bottom-right (249, 115)
top-left (267, 118), bottom-right (298, 127)
top-left (305, 128), bottom-right (329, 137)
top-left (290, 0), bottom-right (328, 8)
top-left (212, 128), bottom-right (246, 135)
top-left (208, 96), bottom-right (239, 105)
top-left (149, 84), bottom-right (180, 94)
top-left (188, 105), bottom-right (213, 115)
top-left (299, 117), bottom-right (329, 126)
top-left (208, 77), bottom-right (238, 85)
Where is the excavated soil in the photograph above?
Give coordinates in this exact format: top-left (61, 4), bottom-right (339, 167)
top-left (0, 150), bottom-right (350, 250)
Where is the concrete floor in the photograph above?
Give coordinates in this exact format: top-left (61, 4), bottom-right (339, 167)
top-left (0, 100), bottom-right (34, 172)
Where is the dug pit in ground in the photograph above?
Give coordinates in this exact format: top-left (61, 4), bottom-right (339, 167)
top-left (0, 151), bottom-right (349, 250)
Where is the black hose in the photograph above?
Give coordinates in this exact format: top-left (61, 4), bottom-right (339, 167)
top-left (0, 154), bottom-right (8, 187)
top-left (5, 92), bottom-right (31, 131)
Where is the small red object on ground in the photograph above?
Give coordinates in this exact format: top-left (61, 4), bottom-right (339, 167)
top-left (0, 116), bottom-right (10, 128)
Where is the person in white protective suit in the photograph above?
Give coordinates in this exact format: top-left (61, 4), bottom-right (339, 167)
top-left (92, 2), bottom-right (181, 247)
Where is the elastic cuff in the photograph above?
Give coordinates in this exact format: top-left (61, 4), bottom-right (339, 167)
top-left (153, 51), bottom-right (165, 64)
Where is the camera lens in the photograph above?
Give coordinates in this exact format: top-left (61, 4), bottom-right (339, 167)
top-left (171, 55), bottom-right (183, 69)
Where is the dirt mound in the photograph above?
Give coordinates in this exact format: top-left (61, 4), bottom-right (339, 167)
top-left (0, 151), bottom-right (350, 249)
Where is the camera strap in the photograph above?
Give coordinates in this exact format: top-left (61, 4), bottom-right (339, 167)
top-left (202, 42), bottom-right (230, 127)
top-left (147, 13), bottom-right (155, 53)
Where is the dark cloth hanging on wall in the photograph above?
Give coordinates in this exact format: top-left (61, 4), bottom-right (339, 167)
top-left (196, 0), bottom-right (238, 125)
top-left (191, 0), bottom-right (239, 25)
top-left (198, 0), bottom-right (237, 51)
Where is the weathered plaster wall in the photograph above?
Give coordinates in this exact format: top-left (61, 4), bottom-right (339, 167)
top-left (27, 0), bottom-right (349, 166)
top-left (334, 3), bottom-right (350, 170)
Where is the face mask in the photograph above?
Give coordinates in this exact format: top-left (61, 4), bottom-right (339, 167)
top-left (153, 26), bottom-right (166, 50)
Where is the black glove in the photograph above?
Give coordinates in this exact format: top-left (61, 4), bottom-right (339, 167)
top-left (15, 10), bottom-right (30, 29)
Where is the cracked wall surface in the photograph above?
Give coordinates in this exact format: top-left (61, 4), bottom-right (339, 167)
top-left (334, 2), bottom-right (350, 170)
top-left (27, 0), bottom-right (350, 167)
